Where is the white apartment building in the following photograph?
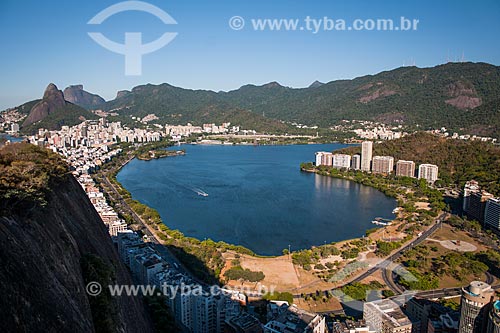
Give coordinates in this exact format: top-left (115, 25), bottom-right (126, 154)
top-left (332, 154), bottom-right (352, 169)
top-left (371, 156), bottom-right (394, 174)
top-left (363, 299), bottom-right (413, 333)
top-left (361, 141), bottom-right (373, 171)
top-left (315, 152), bottom-right (333, 167)
top-left (418, 164), bottom-right (439, 183)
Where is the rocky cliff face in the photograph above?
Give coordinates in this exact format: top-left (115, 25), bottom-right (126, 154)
top-left (0, 143), bottom-right (152, 332)
top-left (22, 83), bottom-right (66, 127)
top-left (64, 85), bottom-right (105, 109)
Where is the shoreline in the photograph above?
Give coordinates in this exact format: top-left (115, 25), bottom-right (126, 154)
top-left (94, 141), bottom-right (467, 298)
top-left (112, 145), bottom-right (398, 258)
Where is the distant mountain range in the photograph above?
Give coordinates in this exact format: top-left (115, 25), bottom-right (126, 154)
top-left (99, 62), bottom-right (500, 137)
top-left (6, 62), bottom-right (500, 137)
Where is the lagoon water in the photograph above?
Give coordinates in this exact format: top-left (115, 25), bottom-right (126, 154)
top-left (117, 144), bottom-right (396, 255)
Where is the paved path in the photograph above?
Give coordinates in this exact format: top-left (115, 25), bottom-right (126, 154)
top-left (427, 238), bottom-right (477, 252)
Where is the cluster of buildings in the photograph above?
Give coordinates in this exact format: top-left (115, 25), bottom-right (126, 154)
top-left (0, 107), bottom-right (25, 133)
top-left (78, 174), bottom-right (128, 236)
top-left (315, 141), bottom-right (439, 183)
top-left (327, 120), bottom-right (407, 141)
top-left (165, 122), bottom-right (244, 141)
top-left (27, 119), bottom-right (163, 152)
top-left (429, 128), bottom-right (497, 143)
top-left (22, 120), bottom-right (135, 235)
top-left (353, 125), bottom-right (405, 141)
top-left (116, 231), bottom-right (252, 333)
top-left (463, 180), bottom-right (500, 234)
top-left (117, 232), bottom-right (330, 333)
top-left (359, 281), bottom-right (499, 333)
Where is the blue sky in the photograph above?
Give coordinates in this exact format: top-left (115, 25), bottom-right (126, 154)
top-left (0, 0), bottom-right (499, 109)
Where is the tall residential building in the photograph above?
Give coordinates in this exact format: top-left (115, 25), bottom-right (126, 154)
top-left (463, 180), bottom-right (481, 212)
top-left (193, 294), bottom-right (220, 333)
top-left (351, 154), bottom-right (361, 170)
top-left (395, 160), bottom-right (415, 178)
top-left (264, 304), bottom-right (326, 333)
top-left (458, 281), bottom-right (496, 333)
top-left (468, 191), bottom-right (495, 224)
top-left (487, 301), bottom-right (500, 333)
top-left (418, 164), bottom-right (439, 183)
top-left (361, 141), bottom-right (373, 172)
top-left (484, 198), bottom-right (500, 233)
top-left (174, 288), bottom-right (194, 329)
top-left (462, 180), bottom-right (495, 223)
top-left (332, 154), bottom-right (352, 169)
top-left (371, 156), bottom-right (394, 174)
top-left (315, 152), bottom-right (333, 167)
top-left (363, 298), bottom-right (414, 333)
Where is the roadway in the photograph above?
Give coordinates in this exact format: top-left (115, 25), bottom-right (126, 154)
top-left (292, 213), bottom-right (447, 299)
top-left (97, 153), bottom-right (205, 285)
top-left (350, 213), bottom-right (446, 286)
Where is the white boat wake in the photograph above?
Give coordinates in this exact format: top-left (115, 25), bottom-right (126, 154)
top-left (192, 188), bottom-right (208, 197)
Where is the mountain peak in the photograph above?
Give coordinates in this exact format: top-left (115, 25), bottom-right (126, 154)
top-left (23, 84), bottom-right (66, 127)
top-left (63, 85), bottom-right (105, 109)
top-left (309, 80), bottom-right (324, 88)
top-left (262, 81), bottom-right (282, 88)
top-left (43, 83), bottom-right (63, 98)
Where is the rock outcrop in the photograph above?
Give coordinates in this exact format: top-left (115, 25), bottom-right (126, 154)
top-left (64, 85), bottom-right (105, 109)
top-left (22, 83), bottom-right (66, 127)
top-left (0, 143), bottom-right (153, 332)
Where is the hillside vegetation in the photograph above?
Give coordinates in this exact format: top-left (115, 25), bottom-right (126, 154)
top-left (99, 62), bottom-right (500, 137)
top-left (0, 143), bottom-right (68, 212)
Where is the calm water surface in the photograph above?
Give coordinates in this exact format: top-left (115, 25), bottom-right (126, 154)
top-left (117, 144), bottom-right (396, 255)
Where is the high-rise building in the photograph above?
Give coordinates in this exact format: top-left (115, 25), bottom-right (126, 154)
top-left (361, 141), bottom-right (373, 172)
top-left (351, 154), bottom-right (361, 170)
top-left (463, 180), bottom-right (480, 212)
top-left (487, 301), bottom-right (500, 333)
top-left (468, 191), bottom-right (495, 224)
top-left (11, 123), bottom-right (20, 133)
top-left (193, 294), bottom-right (220, 333)
top-left (458, 281), bottom-right (496, 333)
top-left (395, 160), bottom-right (415, 178)
top-left (418, 164), bottom-right (439, 183)
top-left (462, 181), bottom-right (495, 224)
top-left (363, 298), bottom-right (414, 333)
top-left (484, 198), bottom-right (500, 234)
top-left (371, 156), bottom-right (394, 174)
top-left (332, 154), bottom-right (352, 169)
top-left (315, 152), bottom-right (333, 167)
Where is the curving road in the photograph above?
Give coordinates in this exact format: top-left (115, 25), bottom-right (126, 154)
top-left (293, 214), bottom-right (447, 298)
top-left (97, 153), bottom-right (207, 286)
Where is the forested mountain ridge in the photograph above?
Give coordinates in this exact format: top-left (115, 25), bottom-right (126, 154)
top-left (101, 62), bottom-right (500, 137)
top-left (5, 62), bottom-right (500, 136)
